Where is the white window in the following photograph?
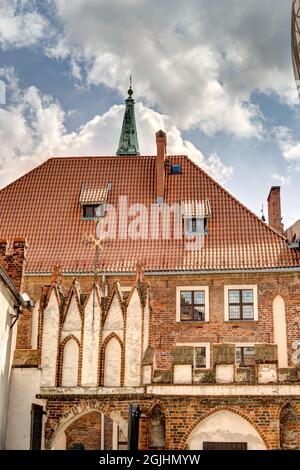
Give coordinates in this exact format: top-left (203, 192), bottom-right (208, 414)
top-left (176, 286), bottom-right (209, 322)
top-left (177, 342), bottom-right (210, 369)
top-left (224, 285), bottom-right (258, 322)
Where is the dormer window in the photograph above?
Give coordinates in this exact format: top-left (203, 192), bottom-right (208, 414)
top-left (83, 204), bottom-right (103, 219)
top-left (185, 217), bottom-right (208, 236)
top-left (80, 183), bottom-right (110, 220)
top-left (182, 199), bottom-right (211, 236)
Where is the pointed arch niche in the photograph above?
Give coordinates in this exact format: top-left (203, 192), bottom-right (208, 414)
top-left (61, 337), bottom-right (79, 387)
top-left (103, 335), bottom-right (122, 387)
top-left (148, 406), bottom-right (166, 449)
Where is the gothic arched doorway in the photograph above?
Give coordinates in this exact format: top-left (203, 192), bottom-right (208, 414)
top-left (51, 409), bottom-right (127, 450)
top-left (186, 410), bottom-right (266, 450)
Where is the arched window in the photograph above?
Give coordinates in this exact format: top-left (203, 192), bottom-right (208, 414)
top-left (61, 338), bottom-right (79, 387)
top-left (149, 406), bottom-right (165, 448)
top-left (280, 405), bottom-right (299, 450)
top-left (103, 337), bottom-right (121, 387)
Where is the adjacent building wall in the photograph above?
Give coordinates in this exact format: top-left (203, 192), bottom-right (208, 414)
top-left (0, 281), bottom-right (17, 449)
top-left (6, 368), bottom-right (45, 450)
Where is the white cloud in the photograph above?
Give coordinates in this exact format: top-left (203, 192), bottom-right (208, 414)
top-left (274, 125), bottom-right (300, 170)
top-left (0, 0), bottom-right (48, 49)
top-left (0, 69), bottom-right (232, 188)
top-left (272, 173), bottom-right (291, 186)
top-left (47, 0), bottom-right (296, 138)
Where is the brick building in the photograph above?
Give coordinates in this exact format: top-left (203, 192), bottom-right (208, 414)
top-left (1, 87), bottom-right (300, 450)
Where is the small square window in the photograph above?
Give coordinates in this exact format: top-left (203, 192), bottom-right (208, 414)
top-left (235, 346), bottom-right (255, 367)
top-left (180, 290), bottom-right (206, 322)
top-left (194, 347), bottom-right (206, 369)
top-left (177, 287), bottom-right (209, 323)
top-left (228, 289), bottom-right (255, 321)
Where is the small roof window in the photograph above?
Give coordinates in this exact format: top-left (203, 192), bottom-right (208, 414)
top-left (170, 163), bottom-right (182, 174)
top-left (182, 199), bottom-right (211, 236)
top-left (80, 183), bottom-right (109, 220)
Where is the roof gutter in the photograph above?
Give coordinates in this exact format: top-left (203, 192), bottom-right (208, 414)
top-left (24, 266), bottom-right (300, 276)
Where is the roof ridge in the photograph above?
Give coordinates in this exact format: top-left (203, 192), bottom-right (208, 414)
top-left (183, 155), bottom-right (288, 242)
top-left (0, 154), bottom-right (188, 192)
top-left (47, 155), bottom-right (157, 160)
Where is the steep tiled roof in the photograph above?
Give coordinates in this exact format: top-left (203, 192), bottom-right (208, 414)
top-left (0, 155), bottom-right (299, 273)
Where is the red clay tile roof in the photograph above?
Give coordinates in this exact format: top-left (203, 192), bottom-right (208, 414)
top-left (0, 155), bottom-right (299, 273)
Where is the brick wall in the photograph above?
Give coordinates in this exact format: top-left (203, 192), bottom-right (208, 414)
top-left (42, 396), bottom-right (300, 450)
top-left (65, 411), bottom-right (101, 450)
top-left (147, 272), bottom-right (300, 369)
top-left (18, 271), bottom-right (300, 372)
top-left (103, 415), bottom-right (113, 450)
top-left (0, 239), bottom-right (29, 348)
top-left (0, 239), bottom-right (27, 291)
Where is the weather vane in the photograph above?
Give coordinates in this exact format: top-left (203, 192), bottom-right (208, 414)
top-left (86, 232), bottom-right (111, 320)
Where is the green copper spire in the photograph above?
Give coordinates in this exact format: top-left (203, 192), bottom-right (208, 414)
top-left (116, 79), bottom-right (140, 156)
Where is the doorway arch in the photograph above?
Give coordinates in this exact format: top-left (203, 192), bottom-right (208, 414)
top-left (49, 405), bottom-right (127, 450)
top-left (185, 410), bottom-right (267, 450)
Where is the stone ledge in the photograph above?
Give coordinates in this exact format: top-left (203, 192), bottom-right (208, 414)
top-left (13, 349), bottom-right (39, 367)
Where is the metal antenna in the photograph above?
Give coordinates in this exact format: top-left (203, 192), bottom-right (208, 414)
top-left (261, 204), bottom-right (266, 222)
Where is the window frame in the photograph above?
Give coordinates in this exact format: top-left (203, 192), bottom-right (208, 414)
top-left (235, 345), bottom-right (256, 367)
top-left (224, 285), bottom-right (258, 322)
top-left (82, 203), bottom-right (104, 220)
top-left (176, 286), bottom-right (209, 323)
top-left (177, 342), bottom-right (210, 369)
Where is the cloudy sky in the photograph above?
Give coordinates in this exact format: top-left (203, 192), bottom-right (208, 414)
top-left (0, 0), bottom-right (300, 227)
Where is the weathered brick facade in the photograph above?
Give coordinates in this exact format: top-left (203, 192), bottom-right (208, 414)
top-left (19, 271), bottom-right (300, 371)
top-left (9, 270), bottom-right (300, 450)
top-left (2, 126), bottom-right (300, 450)
top-left (40, 395), bottom-right (300, 450)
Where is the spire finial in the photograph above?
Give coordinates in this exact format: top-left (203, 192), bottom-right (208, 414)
top-left (116, 80), bottom-right (140, 156)
top-left (128, 74), bottom-right (133, 96)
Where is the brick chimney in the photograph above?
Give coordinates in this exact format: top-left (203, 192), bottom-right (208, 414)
top-left (156, 130), bottom-right (167, 204)
top-left (267, 187), bottom-right (283, 234)
top-left (0, 238), bottom-right (27, 290)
